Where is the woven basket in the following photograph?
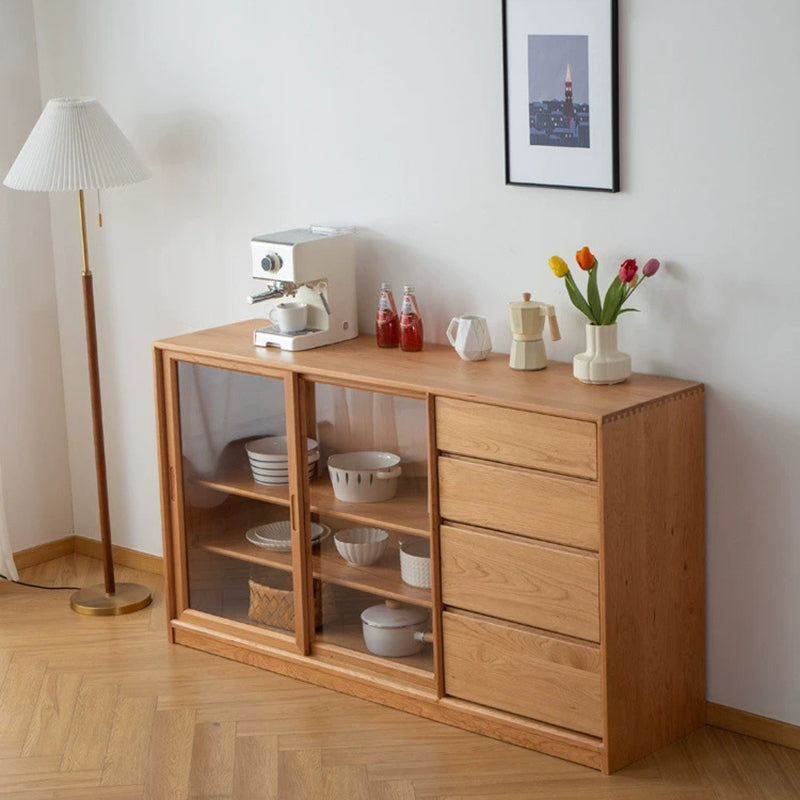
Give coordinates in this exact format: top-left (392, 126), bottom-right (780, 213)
top-left (248, 570), bottom-right (336, 630)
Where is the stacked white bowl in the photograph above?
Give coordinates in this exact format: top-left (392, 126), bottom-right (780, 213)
top-left (245, 435), bottom-right (320, 485)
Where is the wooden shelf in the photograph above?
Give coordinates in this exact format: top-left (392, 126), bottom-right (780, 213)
top-left (196, 528), bottom-right (432, 609)
top-left (309, 478), bottom-right (429, 537)
top-left (194, 443), bottom-right (430, 537)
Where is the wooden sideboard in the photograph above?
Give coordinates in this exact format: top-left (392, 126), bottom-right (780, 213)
top-left (153, 320), bottom-right (705, 773)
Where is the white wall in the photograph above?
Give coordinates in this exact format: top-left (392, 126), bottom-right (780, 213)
top-left (0, 0), bottom-right (72, 553)
top-left (24, 0), bottom-right (800, 725)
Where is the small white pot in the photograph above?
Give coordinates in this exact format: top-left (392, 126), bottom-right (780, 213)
top-left (573, 323), bottom-right (631, 385)
top-left (360, 603), bottom-right (428, 657)
top-left (328, 452), bottom-right (402, 503)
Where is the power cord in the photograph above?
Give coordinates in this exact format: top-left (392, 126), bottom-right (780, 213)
top-left (0, 573), bottom-right (81, 590)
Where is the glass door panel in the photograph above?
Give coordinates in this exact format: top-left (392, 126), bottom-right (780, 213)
top-left (178, 362), bottom-right (303, 638)
top-left (304, 381), bottom-right (434, 676)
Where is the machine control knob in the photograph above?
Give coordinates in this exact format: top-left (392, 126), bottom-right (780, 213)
top-left (260, 253), bottom-right (282, 273)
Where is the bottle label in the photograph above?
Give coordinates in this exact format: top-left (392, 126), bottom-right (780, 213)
top-left (379, 292), bottom-right (391, 311)
top-left (401, 295), bottom-right (414, 314)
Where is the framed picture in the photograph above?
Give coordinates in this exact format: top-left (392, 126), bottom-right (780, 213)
top-left (502, 0), bottom-right (619, 192)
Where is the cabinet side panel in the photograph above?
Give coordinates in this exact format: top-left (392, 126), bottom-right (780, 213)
top-left (154, 349), bottom-right (177, 635)
top-left (600, 389), bottom-right (705, 772)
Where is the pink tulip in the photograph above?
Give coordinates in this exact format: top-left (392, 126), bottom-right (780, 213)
top-left (643, 258), bottom-right (660, 277)
top-left (618, 259), bottom-right (638, 283)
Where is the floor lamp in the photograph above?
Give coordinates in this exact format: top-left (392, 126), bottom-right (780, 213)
top-left (4, 97), bottom-right (152, 615)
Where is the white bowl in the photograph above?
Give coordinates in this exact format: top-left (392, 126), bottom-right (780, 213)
top-left (334, 527), bottom-right (389, 565)
top-left (327, 451), bottom-right (402, 503)
top-left (252, 465), bottom-right (315, 486)
top-left (249, 461), bottom-right (317, 477)
top-left (399, 539), bottom-right (431, 588)
top-left (246, 436), bottom-right (319, 464)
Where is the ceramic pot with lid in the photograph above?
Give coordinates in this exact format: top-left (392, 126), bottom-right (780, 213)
top-left (360, 601), bottom-right (428, 657)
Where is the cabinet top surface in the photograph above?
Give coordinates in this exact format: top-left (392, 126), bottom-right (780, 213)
top-left (154, 320), bottom-right (702, 422)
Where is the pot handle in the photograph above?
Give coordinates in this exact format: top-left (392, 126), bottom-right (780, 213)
top-left (547, 308), bottom-right (561, 342)
top-left (376, 465), bottom-right (402, 480)
top-left (413, 631), bottom-right (434, 643)
top-left (446, 317), bottom-right (459, 347)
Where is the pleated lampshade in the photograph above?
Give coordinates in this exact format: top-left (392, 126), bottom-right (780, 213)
top-left (4, 97), bottom-right (149, 192)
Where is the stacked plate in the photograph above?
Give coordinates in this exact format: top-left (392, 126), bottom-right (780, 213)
top-left (245, 435), bottom-right (320, 485)
top-left (245, 520), bottom-right (330, 551)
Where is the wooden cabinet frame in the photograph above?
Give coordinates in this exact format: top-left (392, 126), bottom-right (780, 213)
top-left (154, 321), bottom-right (705, 773)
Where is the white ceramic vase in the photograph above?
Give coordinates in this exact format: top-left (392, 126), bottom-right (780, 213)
top-left (573, 323), bottom-right (631, 385)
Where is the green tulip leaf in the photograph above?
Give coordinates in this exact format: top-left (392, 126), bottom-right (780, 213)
top-left (565, 273), bottom-right (597, 323)
top-left (601, 279), bottom-right (625, 325)
top-left (587, 266), bottom-right (602, 323)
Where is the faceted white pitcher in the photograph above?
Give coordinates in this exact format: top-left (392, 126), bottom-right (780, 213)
top-left (446, 315), bottom-right (492, 361)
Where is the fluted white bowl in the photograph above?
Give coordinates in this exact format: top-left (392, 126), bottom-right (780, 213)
top-left (334, 527), bottom-right (389, 566)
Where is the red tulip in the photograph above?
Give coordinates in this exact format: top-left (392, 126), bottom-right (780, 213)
top-left (643, 258), bottom-right (660, 277)
top-left (618, 259), bottom-right (638, 283)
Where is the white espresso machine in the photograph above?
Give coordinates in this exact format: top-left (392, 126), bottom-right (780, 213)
top-left (247, 228), bottom-right (358, 351)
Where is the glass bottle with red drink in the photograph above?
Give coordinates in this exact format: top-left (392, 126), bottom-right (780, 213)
top-left (399, 285), bottom-right (423, 351)
top-left (375, 282), bottom-right (399, 347)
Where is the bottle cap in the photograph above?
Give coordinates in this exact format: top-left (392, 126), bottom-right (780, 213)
top-left (403, 285), bottom-right (415, 293)
top-left (381, 281), bottom-right (392, 291)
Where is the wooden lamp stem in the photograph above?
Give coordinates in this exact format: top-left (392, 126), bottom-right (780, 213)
top-left (70, 190), bottom-right (152, 615)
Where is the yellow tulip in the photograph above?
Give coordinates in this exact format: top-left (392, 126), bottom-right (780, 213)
top-left (548, 255), bottom-right (569, 278)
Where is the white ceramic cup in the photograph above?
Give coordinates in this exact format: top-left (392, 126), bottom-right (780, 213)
top-left (269, 301), bottom-right (308, 333)
top-left (446, 315), bottom-right (492, 361)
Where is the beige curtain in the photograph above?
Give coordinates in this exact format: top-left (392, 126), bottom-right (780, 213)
top-left (0, 460), bottom-right (19, 581)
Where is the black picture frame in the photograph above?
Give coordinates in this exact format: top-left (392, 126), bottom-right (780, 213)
top-left (502, 0), bottom-right (619, 192)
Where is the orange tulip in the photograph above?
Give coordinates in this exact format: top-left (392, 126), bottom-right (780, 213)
top-left (575, 246), bottom-right (596, 271)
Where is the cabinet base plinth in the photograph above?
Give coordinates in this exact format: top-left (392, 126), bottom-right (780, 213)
top-left (172, 622), bottom-right (605, 771)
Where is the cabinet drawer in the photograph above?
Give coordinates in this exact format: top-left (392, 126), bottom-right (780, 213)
top-left (441, 525), bottom-right (599, 642)
top-left (443, 611), bottom-right (602, 737)
top-left (436, 397), bottom-right (596, 479)
top-left (438, 457), bottom-right (599, 551)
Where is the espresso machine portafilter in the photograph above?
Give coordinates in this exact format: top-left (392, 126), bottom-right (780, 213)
top-left (247, 228), bottom-right (358, 351)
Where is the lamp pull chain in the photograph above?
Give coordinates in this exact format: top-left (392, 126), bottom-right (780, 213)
top-left (97, 189), bottom-right (103, 228)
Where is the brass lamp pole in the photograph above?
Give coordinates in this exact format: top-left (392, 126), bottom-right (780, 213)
top-left (4, 98), bottom-right (152, 615)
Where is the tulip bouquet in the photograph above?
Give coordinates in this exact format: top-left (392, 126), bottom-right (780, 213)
top-left (549, 247), bottom-right (660, 325)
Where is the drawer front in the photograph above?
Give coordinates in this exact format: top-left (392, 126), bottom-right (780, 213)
top-left (441, 525), bottom-right (600, 642)
top-left (436, 397), bottom-right (597, 479)
top-left (438, 457), bottom-right (599, 551)
top-left (443, 611), bottom-right (603, 737)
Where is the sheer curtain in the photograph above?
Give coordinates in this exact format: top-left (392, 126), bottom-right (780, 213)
top-left (0, 460), bottom-right (19, 581)
top-left (177, 363), bottom-right (428, 501)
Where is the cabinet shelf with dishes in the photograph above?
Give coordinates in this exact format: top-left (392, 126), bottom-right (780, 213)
top-left (194, 441), bottom-right (430, 537)
top-left (155, 322), bottom-right (705, 773)
top-left (197, 522), bottom-right (433, 609)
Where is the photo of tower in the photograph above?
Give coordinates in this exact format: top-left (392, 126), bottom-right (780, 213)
top-left (527, 34), bottom-right (590, 148)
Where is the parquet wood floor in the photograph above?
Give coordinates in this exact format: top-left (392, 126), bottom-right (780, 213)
top-left (1, 554), bottom-right (798, 799)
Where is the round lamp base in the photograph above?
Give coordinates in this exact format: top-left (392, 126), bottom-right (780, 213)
top-left (70, 582), bottom-right (153, 616)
